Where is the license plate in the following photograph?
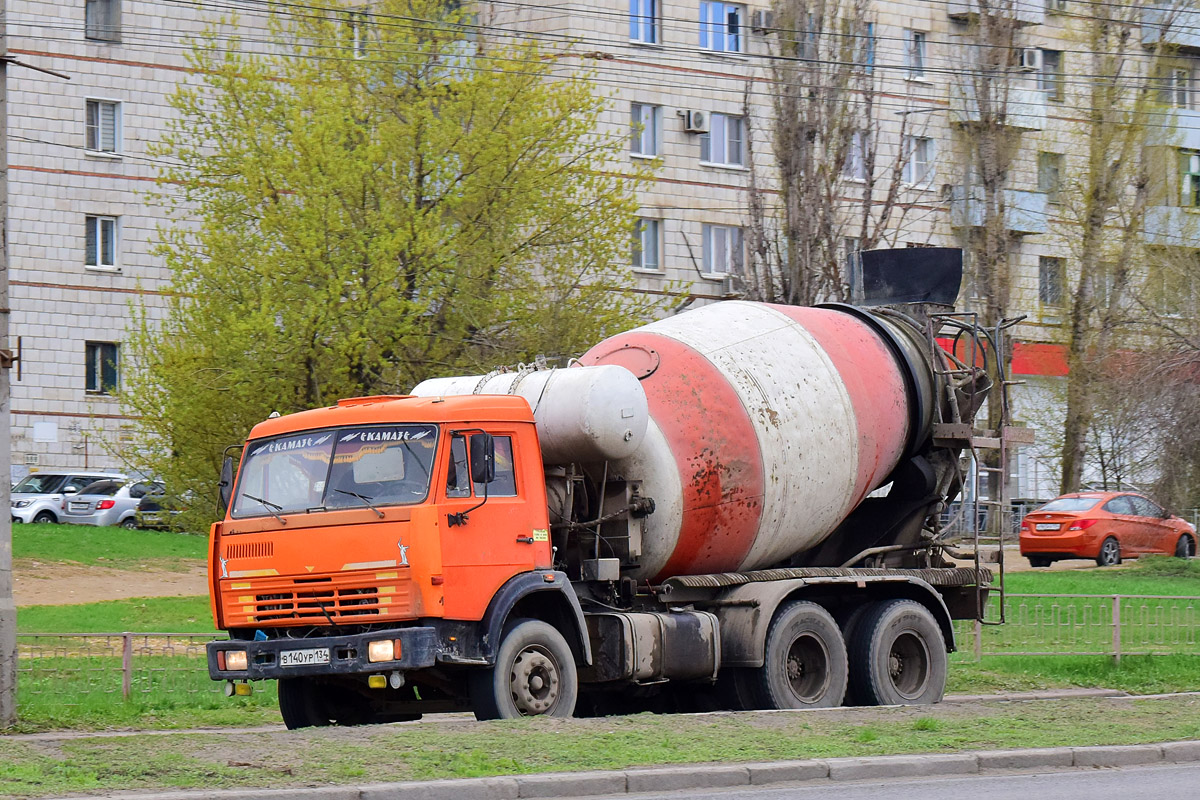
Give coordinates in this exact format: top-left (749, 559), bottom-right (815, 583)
top-left (280, 648), bottom-right (330, 667)
top-left (69, 502), bottom-right (89, 512)
top-left (1035, 523), bottom-right (1060, 531)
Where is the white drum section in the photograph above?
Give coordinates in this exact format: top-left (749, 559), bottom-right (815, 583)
top-left (411, 365), bottom-right (649, 465)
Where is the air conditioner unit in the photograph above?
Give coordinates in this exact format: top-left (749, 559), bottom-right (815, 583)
top-left (23, 453), bottom-right (38, 466)
top-left (751, 9), bottom-right (773, 33)
top-left (684, 110), bottom-right (709, 134)
top-left (1019, 48), bottom-right (1043, 72)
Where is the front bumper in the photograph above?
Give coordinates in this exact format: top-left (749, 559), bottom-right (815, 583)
top-left (207, 626), bottom-right (440, 681)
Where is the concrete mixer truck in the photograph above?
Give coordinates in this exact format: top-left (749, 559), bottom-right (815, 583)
top-left (205, 269), bottom-right (1019, 727)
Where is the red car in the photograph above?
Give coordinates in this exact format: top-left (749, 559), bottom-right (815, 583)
top-left (1019, 492), bottom-right (1197, 567)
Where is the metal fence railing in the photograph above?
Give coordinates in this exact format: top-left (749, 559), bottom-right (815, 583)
top-left (15, 595), bottom-right (1200, 703)
top-left (16, 632), bottom-right (225, 700)
top-left (952, 594), bottom-right (1200, 662)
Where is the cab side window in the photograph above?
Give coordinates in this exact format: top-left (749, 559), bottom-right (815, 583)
top-left (446, 436), bottom-right (472, 498)
top-left (474, 435), bottom-right (518, 497)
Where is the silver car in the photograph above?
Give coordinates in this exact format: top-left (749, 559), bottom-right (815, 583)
top-left (11, 471), bottom-right (126, 524)
top-left (61, 479), bottom-right (164, 528)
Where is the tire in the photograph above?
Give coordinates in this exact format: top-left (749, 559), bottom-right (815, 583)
top-left (278, 677), bottom-right (333, 729)
top-left (1027, 555), bottom-right (1052, 568)
top-left (120, 518), bottom-right (139, 530)
top-left (470, 618), bottom-right (578, 720)
top-left (1175, 535), bottom-right (1195, 559)
top-left (1096, 536), bottom-right (1122, 567)
top-left (32, 511), bottom-right (56, 524)
top-left (847, 599), bottom-right (947, 706)
top-left (736, 600), bottom-right (848, 710)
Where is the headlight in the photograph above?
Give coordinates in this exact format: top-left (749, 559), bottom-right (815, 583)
top-left (222, 650), bottom-right (248, 671)
top-left (12, 500), bottom-right (31, 508)
top-left (367, 639), bottom-right (401, 663)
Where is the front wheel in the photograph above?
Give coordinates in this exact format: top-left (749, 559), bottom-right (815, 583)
top-left (1175, 535), bottom-right (1195, 559)
top-left (1097, 536), bottom-right (1122, 567)
top-left (470, 618), bottom-right (578, 720)
top-left (32, 511), bottom-right (56, 524)
top-left (278, 677), bottom-right (332, 729)
top-left (847, 599), bottom-right (947, 706)
top-left (119, 518), bottom-right (139, 530)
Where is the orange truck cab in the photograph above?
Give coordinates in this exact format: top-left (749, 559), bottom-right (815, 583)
top-left (206, 395), bottom-right (592, 725)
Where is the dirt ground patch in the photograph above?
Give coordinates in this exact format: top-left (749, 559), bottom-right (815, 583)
top-left (12, 561), bottom-right (208, 606)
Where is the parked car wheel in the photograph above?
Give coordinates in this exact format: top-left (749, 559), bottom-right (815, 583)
top-left (1096, 536), bottom-right (1122, 567)
top-left (32, 511), bottom-right (56, 524)
top-left (119, 517), bottom-right (138, 530)
top-left (1175, 534), bottom-right (1196, 559)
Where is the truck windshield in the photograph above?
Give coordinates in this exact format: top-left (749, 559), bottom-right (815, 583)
top-left (231, 425), bottom-right (438, 519)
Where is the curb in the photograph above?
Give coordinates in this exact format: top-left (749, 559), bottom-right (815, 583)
top-left (50, 740), bottom-right (1200, 800)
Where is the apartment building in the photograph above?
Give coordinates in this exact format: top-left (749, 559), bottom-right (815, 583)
top-left (8, 1), bottom-right (1198, 497)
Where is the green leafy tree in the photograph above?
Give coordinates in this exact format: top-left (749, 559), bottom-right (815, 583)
top-left (124, 0), bottom-right (662, 524)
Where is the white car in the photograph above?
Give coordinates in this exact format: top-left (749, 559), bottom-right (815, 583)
top-left (11, 471), bottom-right (127, 524)
top-left (61, 479), bottom-right (164, 528)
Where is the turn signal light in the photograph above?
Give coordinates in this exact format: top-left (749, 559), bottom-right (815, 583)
top-left (368, 639), bottom-right (402, 663)
top-left (224, 650), bottom-right (248, 671)
top-left (1068, 519), bottom-right (1099, 531)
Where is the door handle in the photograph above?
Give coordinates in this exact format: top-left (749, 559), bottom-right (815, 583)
top-left (516, 536), bottom-right (535, 544)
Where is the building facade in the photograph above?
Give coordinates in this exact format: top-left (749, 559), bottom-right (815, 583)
top-left (9, 1), bottom-right (1199, 497)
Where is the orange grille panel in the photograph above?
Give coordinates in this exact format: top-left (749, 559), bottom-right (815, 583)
top-left (225, 541), bottom-right (274, 560)
top-left (221, 570), bottom-right (413, 627)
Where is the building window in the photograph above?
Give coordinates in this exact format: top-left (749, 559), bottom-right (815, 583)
top-left (1181, 150), bottom-right (1200, 207)
top-left (349, 10), bottom-right (369, 57)
top-left (630, 103), bottom-right (660, 157)
top-left (702, 223), bottom-right (744, 276)
top-left (904, 29), bottom-right (926, 78)
top-left (843, 237), bottom-right (862, 298)
top-left (843, 131), bottom-right (867, 180)
top-left (1038, 256), bottom-right (1065, 307)
top-left (1038, 152), bottom-right (1063, 204)
top-left (85, 215), bottom-right (118, 269)
top-left (864, 22), bottom-right (876, 72)
top-left (85, 342), bottom-right (119, 395)
top-left (1159, 66), bottom-right (1193, 109)
top-left (632, 219), bottom-right (661, 271)
top-left (85, 99), bottom-right (119, 153)
top-left (1040, 50), bottom-right (1064, 103)
top-left (85, 0), bottom-right (121, 42)
top-left (699, 1), bottom-right (744, 54)
top-left (902, 136), bottom-right (934, 184)
top-left (700, 113), bottom-right (744, 166)
top-left (630, 0), bottom-right (659, 44)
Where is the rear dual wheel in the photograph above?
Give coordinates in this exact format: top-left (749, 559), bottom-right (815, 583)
top-left (847, 600), bottom-right (947, 706)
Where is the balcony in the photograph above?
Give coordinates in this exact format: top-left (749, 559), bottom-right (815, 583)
top-left (947, 0), bottom-right (1045, 26)
top-left (1145, 107), bottom-right (1200, 150)
top-left (949, 187), bottom-right (1049, 235)
top-left (950, 84), bottom-right (1046, 131)
top-left (1143, 5), bottom-right (1200, 53)
top-left (1143, 206), bottom-right (1200, 247)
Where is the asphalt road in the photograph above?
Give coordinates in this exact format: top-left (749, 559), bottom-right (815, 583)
top-left (607, 763), bottom-right (1200, 800)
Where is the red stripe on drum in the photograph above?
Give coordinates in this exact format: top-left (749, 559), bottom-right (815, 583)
top-left (581, 332), bottom-right (766, 580)
top-left (767, 305), bottom-right (910, 508)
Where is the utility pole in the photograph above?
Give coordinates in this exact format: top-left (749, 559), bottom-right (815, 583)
top-left (0, 0), bottom-right (16, 728)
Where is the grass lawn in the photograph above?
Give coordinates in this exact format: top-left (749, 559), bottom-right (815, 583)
top-left (13, 522), bottom-right (206, 571)
top-left (4, 696), bottom-right (1200, 798)
top-left (18, 596), bottom-right (214, 634)
top-left (1005, 556), bottom-right (1200, 596)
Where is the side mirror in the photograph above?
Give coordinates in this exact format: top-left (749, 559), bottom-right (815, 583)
top-left (470, 433), bottom-right (495, 485)
top-left (218, 455), bottom-right (235, 514)
top-left (62, 486), bottom-right (79, 495)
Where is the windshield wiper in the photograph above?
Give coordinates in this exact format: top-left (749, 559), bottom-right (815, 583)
top-left (333, 488), bottom-right (384, 518)
top-left (242, 493), bottom-right (287, 525)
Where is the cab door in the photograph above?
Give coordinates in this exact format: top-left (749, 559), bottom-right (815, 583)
top-left (437, 428), bottom-right (549, 620)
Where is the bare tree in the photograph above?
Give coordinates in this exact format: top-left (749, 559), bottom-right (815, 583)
top-left (746, 0), bottom-right (914, 305)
